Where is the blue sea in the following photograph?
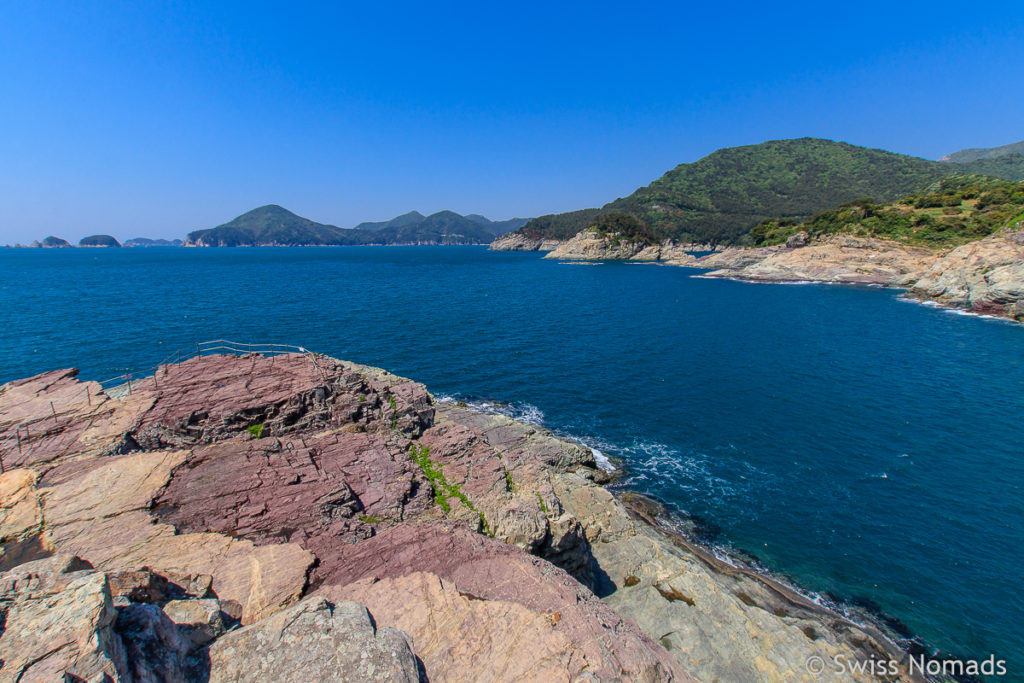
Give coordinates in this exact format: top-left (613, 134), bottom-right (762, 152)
top-left (2, 246), bottom-right (1022, 678)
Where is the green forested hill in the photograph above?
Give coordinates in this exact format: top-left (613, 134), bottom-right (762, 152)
top-left (353, 211), bottom-right (426, 232)
top-left (953, 154), bottom-right (1024, 181)
top-left (504, 138), bottom-right (1024, 246)
top-left (752, 176), bottom-right (1024, 248)
top-left (185, 205), bottom-right (358, 246)
top-left (185, 205), bottom-right (523, 246)
top-left (361, 210), bottom-right (502, 244)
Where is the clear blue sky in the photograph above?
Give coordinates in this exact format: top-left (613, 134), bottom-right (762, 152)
top-left (1, 1), bottom-right (1022, 243)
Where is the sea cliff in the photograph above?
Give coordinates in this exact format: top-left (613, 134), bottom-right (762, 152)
top-left (489, 232), bottom-right (565, 251)
top-left (0, 353), bottom-right (913, 681)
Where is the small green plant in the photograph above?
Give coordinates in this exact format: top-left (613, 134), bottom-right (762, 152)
top-left (409, 442), bottom-right (493, 536)
top-left (387, 393), bottom-right (398, 430)
top-left (358, 514), bottom-right (382, 524)
top-left (359, 395), bottom-right (366, 403)
top-left (504, 468), bottom-right (515, 492)
top-left (247, 423), bottom-right (264, 438)
top-left (536, 492), bottom-right (548, 514)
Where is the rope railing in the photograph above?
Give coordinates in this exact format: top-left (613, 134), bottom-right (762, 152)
top-left (95, 340), bottom-right (323, 390)
top-left (0, 340), bottom-right (329, 471)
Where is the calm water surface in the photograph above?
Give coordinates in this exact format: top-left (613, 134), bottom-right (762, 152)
top-left (2, 246), bottom-right (1022, 677)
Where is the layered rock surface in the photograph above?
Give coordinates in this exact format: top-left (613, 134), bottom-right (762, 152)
top-left (672, 230), bottom-right (1024, 321)
top-left (488, 233), bottom-right (564, 251)
top-left (903, 230), bottom-right (1024, 320)
top-left (689, 235), bottom-right (935, 285)
top-left (0, 352), bottom-right (912, 681)
top-left (543, 230), bottom-right (714, 262)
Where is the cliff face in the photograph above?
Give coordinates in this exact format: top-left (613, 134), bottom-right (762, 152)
top-left (488, 232), bottom-right (564, 251)
top-left (903, 231), bottom-right (1024, 319)
top-left (0, 353), bottom-right (904, 681)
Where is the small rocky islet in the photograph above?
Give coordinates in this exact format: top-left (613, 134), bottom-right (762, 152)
top-left (0, 352), bottom-right (913, 681)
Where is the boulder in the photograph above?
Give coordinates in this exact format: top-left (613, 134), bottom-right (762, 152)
top-left (0, 555), bottom-right (126, 682)
top-left (207, 596), bottom-right (420, 683)
top-left (786, 230), bottom-right (809, 248)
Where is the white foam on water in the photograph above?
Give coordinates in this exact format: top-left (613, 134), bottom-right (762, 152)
top-left (437, 395), bottom-right (547, 426)
top-left (590, 447), bottom-right (615, 472)
top-left (946, 308), bottom-right (1003, 321)
top-left (437, 395), bottom-right (619, 471)
top-left (690, 274), bottom-right (822, 286)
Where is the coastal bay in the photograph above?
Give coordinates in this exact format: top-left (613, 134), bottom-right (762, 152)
top-left (1, 246), bottom-right (1023, 679)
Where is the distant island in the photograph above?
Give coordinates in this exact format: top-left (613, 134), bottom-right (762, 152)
top-left (78, 234), bottom-right (122, 248)
top-left (183, 206), bottom-right (530, 247)
top-left (124, 237), bottom-right (183, 247)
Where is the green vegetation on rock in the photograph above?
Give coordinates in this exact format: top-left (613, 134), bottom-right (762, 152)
top-left (517, 208), bottom-right (604, 240)
top-left (584, 212), bottom-right (664, 245)
top-left (410, 442), bottom-right (493, 535)
top-left (752, 176), bottom-right (1024, 248)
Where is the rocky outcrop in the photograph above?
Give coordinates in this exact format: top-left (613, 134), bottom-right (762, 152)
top-left (0, 352), bottom-right (914, 681)
top-left (545, 230), bottom-right (662, 261)
top-left (545, 230), bottom-right (713, 262)
top-left (488, 232), bottom-right (564, 251)
top-left (903, 230), bottom-right (1024, 319)
top-left (207, 596), bottom-right (420, 683)
top-left (0, 554), bottom-right (221, 682)
top-left (425, 405), bottom-right (913, 682)
top-left (0, 555), bottom-right (127, 682)
top-left (38, 449), bottom-right (314, 624)
top-left (674, 230), bottom-right (1024, 321)
top-left (693, 235), bottom-right (935, 285)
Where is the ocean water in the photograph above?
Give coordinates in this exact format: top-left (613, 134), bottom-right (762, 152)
top-left (2, 246), bottom-right (1023, 676)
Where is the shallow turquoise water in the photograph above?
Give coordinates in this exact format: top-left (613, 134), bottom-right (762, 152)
top-left (2, 246), bottom-right (1022, 677)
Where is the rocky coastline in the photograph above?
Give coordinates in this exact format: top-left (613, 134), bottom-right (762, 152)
top-left (685, 231), bottom-right (1024, 321)
top-left (0, 352), bottom-right (919, 681)
top-left (534, 225), bottom-right (1024, 322)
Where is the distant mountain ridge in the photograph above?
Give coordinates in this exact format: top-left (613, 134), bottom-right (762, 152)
top-left (940, 140), bottom-right (1024, 163)
top-left (124, 237), bottom-right (183, 247)
top-left (184, 206), bottom-right (529, 247)
top-left (499, 137), bottom-right (1024, 247)
top-left (184, 206), bottom-right (523, 247)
